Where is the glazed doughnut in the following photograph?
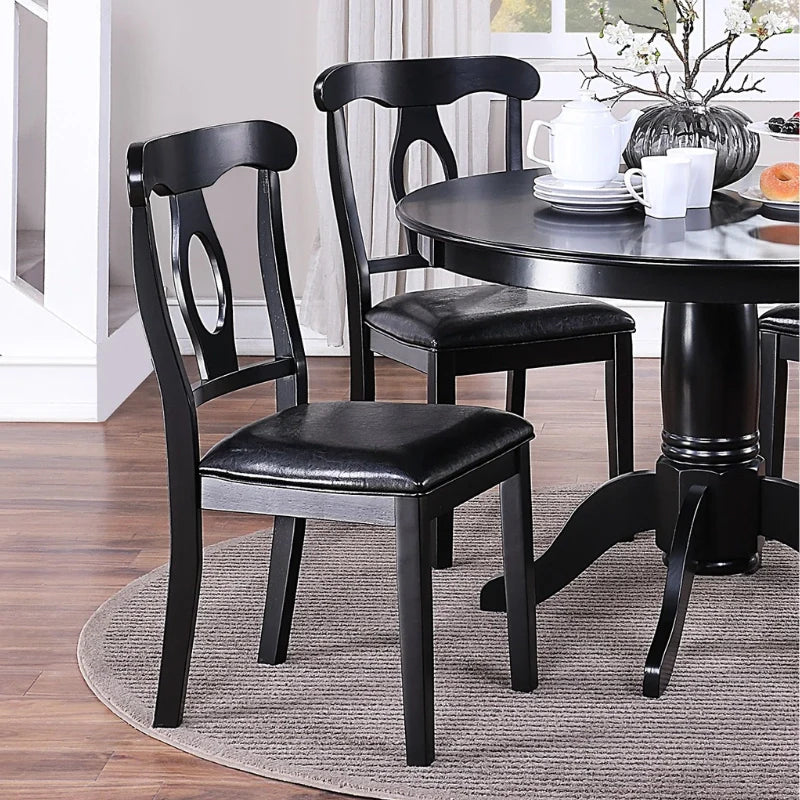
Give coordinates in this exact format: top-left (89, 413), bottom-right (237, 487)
top-left (760, 162), bottom-right (799, 202)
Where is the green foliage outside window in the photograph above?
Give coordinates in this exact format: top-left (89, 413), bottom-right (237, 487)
top-left (491, 0), bottom-right (551, 33)
top-left (491, 0), bottom-right (675, 33)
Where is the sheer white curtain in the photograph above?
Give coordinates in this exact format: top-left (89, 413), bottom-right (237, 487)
top-left (300, 0), bottom-right (491, 347)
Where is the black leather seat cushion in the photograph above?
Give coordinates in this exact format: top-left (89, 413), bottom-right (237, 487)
top-left (759, 304), bottom-right (799, 337)
top-left (364, 285), bottom-right (635, 350)
top-left (199, 402), bottom-right (534, 495)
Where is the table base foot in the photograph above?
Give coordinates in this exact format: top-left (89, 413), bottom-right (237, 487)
top-left (645, 474), bottom-right (798, 697)
top-left (480, 471), bottom-right (658, 612)
top-left (644, 485), bottom-right (708, 699)
top-left (660, 551), bottom-right (761, 575)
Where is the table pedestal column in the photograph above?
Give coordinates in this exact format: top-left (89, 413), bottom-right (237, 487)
top-left (656, 302), bottom-right (762, 575)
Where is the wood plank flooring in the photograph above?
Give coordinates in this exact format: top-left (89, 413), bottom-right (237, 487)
top-left (1, 357), bottom-right (797, 799)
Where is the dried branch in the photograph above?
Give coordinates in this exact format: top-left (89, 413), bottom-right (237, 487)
top-left (704, 36), bottom-right (767, 101)
top-left (704, 73), bottom-right (766, 103)
top-left (677, 1), bottom-right (694, 87)
top-left (591, 87), bottom-right (641, 106)
top-left (580, 40), bottom-right (681, 105)
top-left (688, 35), bottom-right (735, 85)
top-left (585, 1), bottom-right (793, 108)
top-left (724, 37), bottom-right (733, 77)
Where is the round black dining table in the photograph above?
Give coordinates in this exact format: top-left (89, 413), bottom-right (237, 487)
top-left (396, 168), bottom-right (799, 698)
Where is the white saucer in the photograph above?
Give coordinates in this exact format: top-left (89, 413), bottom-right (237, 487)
top-left (533, 184), bottom-right (637, 210)
top-left (547, 202), bottom-right (636, 213)
top-left (535, 194), bottom-right (638, 213)
top-left (534, 186), bottom-right (634, 202)
top-left (738, 185), bottom-right (800, 211)
top-left (747, 121), bottom-right (800, 142)
top-left (534, 173), bottom-right (641, 196)
top-left (534, 194), bottom-right (636, 211)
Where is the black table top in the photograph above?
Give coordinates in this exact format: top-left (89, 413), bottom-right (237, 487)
top-left (396, 169), bottom-right (799, 304)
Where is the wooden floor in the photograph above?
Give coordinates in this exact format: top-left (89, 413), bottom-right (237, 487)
top-left (1, 357), bottom-right (797, 800)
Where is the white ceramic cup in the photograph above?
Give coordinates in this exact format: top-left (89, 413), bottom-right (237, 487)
top-left (666, 147), bottom-right (717, 208)
top-left (624, 156), bottom-right (691, 219)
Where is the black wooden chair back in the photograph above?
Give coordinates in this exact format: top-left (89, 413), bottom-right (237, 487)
top-left (314, 55), bottom-right (540, 348)
top-left (127, 120), bottom-right (308, 469)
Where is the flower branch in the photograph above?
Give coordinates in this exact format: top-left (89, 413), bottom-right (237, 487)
top-left (584, 0), bottom-right (795, 107)
top-left (580, 41), bottom-right (680, 105)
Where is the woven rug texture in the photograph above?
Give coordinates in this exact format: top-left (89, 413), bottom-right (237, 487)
top-left (78, 486), bottom-right (800, 800)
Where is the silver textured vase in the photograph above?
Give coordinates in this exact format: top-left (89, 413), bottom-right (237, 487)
top-left (623, 104), bottom-right (760, 189)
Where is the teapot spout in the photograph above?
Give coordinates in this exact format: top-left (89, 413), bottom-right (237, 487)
top-left (618, 108), bottom-right (643, 151)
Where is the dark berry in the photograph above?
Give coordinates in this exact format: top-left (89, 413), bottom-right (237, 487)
top-left (781, 120), bottom-right (799, 134)
top-left (768, 117), bottom-right (785, 131)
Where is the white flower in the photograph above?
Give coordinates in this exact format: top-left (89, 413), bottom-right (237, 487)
top-left (723, 3), bottom-right (752, 35)
top-left (604, 20), bottom-right (635, 47)
top-left (757, 10), bottom-right (791, 36)
top-left (624, 38), bottom-right (661, 71)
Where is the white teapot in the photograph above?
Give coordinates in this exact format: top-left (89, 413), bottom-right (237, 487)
top-left (527, 93), bottom-right (642, 187)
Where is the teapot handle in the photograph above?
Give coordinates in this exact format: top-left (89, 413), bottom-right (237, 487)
top-left (526, 120), bottom-right (554, 169)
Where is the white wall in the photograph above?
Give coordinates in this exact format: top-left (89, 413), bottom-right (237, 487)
top-left (108, 0), bottom-right (320, 300)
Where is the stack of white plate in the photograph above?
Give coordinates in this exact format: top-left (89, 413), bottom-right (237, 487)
top-left (533, 174), bottom-right (639, 213)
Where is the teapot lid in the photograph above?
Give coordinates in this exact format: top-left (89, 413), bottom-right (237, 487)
top-left (563, 91), bottom-right (609, 114)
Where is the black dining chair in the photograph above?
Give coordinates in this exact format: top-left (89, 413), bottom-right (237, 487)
top-left (315, 55), bottom-right (636, 570)
top-left (759, 303), bottom-right (798, 477)
top-left (127, 119), bottom-right (538, 766)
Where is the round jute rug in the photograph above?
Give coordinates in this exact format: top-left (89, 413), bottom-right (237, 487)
top-left (78, 486), bottom-right (799, 800)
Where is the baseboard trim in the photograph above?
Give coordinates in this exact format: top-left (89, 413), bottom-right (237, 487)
top-left (0, 359), bottom-right (99, 421)
top-left (168, 298), bottom-right (665, 358)
top-left (0, 401), bottom-right (100, 422)
top-left (0, 313), bottom-right (151, 422)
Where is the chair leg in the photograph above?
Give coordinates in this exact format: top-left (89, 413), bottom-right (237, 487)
top-left (759, 331), bottom-right (787, 478)
top-left (258, 516), bottom-right (306, 665)
top-left (506, 369), bottom-right (527, 415)
top-left (350, 332), bottom-right (376, 401)
top-left (605, 333), bottom-right (634, 478)
top-left (500, 445), bottom-right (538, 692)
top-left (395, 498), bottom-right (435, 767)
top-left (153, 488), bottom-right (203, 728)
top-left (427, 354), bottom-right (455, 569)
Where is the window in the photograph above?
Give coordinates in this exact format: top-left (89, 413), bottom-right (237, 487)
top-left (491, 0), bottom-right (798, 61)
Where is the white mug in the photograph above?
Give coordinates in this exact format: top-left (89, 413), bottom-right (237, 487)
top-left (624, 156), bottom-right (691, 219)
top-left (666, 147), bottom-right (716, 208)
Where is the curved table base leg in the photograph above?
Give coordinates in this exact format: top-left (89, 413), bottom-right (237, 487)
top-left (643, 485), bottom-right (708, 699)
top-left (760, 477), bottom-right (799, 552)
top-left (481, 471), bottom-right (658, 612)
